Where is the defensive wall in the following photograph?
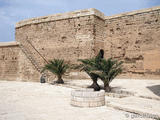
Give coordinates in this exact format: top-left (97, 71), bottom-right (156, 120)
top-left (0, 6), bottom-right (160, 81)
top-left (0, 42), bottom-right (40, 81)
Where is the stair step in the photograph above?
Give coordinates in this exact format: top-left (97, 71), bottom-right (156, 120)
top-left (19, 42), bottom-right (48, 75)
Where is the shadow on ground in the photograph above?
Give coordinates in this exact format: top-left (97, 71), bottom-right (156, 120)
top-left (147, 85), bottom-right (160, 97)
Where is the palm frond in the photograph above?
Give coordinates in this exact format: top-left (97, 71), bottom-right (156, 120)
top-left (97, 58), bottom-right (123, 84)
top-left (42, 59), bottom-right (69, 76)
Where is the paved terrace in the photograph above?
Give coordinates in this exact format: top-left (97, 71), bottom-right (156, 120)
top-left (0, 79), bottom-right (160, 120)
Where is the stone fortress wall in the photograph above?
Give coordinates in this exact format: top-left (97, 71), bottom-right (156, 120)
top-left (0, 42), bottom-right (40, 81)
top-left (104, 6), bottom-right (160, 79)
top-left (0, 6), bottom-right (160, 81)
top-left (0, 42), bottom-right (20, 81)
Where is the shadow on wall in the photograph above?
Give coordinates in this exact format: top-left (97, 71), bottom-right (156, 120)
top-left (147, 85), bottom-right (160, 97)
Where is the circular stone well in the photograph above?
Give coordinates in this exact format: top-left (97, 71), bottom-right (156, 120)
top-left (71, 89), bottom-right (105, 107)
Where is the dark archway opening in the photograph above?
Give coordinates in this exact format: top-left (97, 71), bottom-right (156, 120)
top-left (99, 49), bottom-right (104, 58)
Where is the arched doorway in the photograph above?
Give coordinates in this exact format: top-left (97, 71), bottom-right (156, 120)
top-left (99, 49), bottom-right (104, 58)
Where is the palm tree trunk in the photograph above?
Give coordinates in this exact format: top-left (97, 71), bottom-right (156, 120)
top-left (56, 75), bottom-right (64, 84)
top-left (104, 82), bottom-right (111, 92)
top-left (88, 77), bottom-right (100, 91)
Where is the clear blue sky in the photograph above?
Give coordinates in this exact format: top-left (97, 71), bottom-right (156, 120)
top-left (0, 0), bottom-right (160, 42)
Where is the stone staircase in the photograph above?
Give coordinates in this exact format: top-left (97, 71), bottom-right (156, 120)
top-left (19, 38), bottom-right (50, 79)
top-left (19, 43), bottom-right (42, 72)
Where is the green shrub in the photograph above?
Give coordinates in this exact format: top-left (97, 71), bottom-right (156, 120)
top-left (97, 58), bottom-right (123, 92)
top-left (42, 59), bottom-right (69, 84)
top-left (77, 57), bottom-right (101, 91)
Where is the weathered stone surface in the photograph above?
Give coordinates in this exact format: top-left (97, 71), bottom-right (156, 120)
top-left (104, 6), bottom-right (160, 78)
top-left (15, 8), bottom-right (105, 81)
top-left (0, 42), bottom-right (20, 81)
top-left (0, 6), bottom-right (160, 81)
top-left (0, 42), bottom-right (40, 81)
top-left (16, 8), bottom-right (105, 28)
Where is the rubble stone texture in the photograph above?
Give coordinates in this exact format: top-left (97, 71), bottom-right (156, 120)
top-left (0, 6), bottom-right (160, 81)
top-left (0, 42), bottom-right (40, 81)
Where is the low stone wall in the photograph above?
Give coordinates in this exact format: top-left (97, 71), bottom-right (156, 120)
top-left (0, 41), bottom-right (40, 82)
top-left (71, 89), bottom-right (105, 107)
top-left (0, 42), bottom-right (20, 81)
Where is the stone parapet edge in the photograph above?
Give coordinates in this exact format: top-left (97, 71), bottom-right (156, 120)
top-left (16, 8), bottom-right (105, 28)
top-left (105, 6), bottom-right (160, 20)
top-left (0, 42), bottom-right (19, 47)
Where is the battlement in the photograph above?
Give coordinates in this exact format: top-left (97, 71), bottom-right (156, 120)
top-left (0, 42), bottom-right (19, 47)
top-left (105, 6), bottom-right (160, 19)
top-left (16, 8), bottom-right (105, 28)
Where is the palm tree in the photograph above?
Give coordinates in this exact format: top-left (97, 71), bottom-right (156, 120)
top-left (76, 50), bottom-right (104, 91)
top-left (77, 58), bottom-right (100, 91)
top-left (98, 58), bottom-right (123, 92)
top-left (42, 59), bottom-right (69, 84)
